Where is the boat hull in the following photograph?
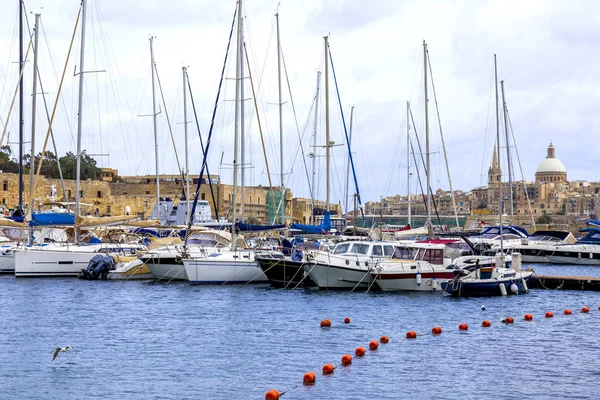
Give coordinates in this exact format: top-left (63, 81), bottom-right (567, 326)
top-left (375, 270), bottom-right (455, 292)
top-left (441, 274), bottom-right (531, 297)
top-left (184, 252), bottom-right (267, 284)
top-left (144, 256), bottom-right (187, 281)
top-left (0, 250), bottom-right (15, 273)
top-left (303, 261), bottom-right (373, 290)
top-left (255, 254), bottom-right (315, 288)
top-left (15, 247), bottom-right (97, 277)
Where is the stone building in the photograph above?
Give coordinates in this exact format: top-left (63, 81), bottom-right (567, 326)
top-left (535, 142), bottom-right (567, 183)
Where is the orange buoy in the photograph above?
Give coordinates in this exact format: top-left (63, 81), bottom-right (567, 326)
top-left (369, 340), bottom-right (379, 350)
top-left (344, 317), bottom-right (351, 324)
top-left (431, 326), bottom-right (442, 335)
top-left (322, 364), bottom-right (335, 375)
top-left (303, 371), bottom-right (316, 385)
top-left (380, 335), bottom-right (389, 344)
top-left (481, 320), bottom-right (491, 327)
top-left (524, 314), bottom-right (533, 321)
top-left (504, 317), bottom-right (514, 324)
top-left (582, 306), bottom-right (590, 313)
top-left (320, 319), bottom-right (331, 328)
top-left (405, 331), bottom-right (417, 339)
top-left (341, 354), bottom-right (353, 366)
top-left (265, 389), bottom-right (280, 400)
top-left (355, 347), bottom-right (366, 357)
top-left (564, 309), bottom-right (572, 315)
top-left (458, 323), bottom-right (468, 331)
top-left (545, 312), bottom-right (554, 318)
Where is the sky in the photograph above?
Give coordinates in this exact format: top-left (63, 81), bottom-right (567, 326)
top-left (0, 0), bottom-right (599, 212)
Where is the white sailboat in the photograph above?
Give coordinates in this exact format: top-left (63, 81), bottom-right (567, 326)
top-left (183, 0), bottom-right (266, 285)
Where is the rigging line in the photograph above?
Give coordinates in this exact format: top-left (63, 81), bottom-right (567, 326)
top-left (426, 50), bottom-right (460, 230)
top-left (0, 10), bottom-right (18, 121)
top-left (183, 3), bottom-right (237, 246)
top-left (506, 107), bottom-right (536, 230)
top-left (35, 5), bottom-right (81, 177)
top-left (0, 34), bottom-right (33, 148)
top-left (40, 20), bottom-right (76, 150)
top-left (154, 62), bottom-right (187, 198)
top-left (328, 45), bottom-right (364, 221)
top-left (409, 106), bottom-right (442, 226)
top-left (279, 47), bottom-right (314, 220)
top-left (243, 42), bottom-right (277, 220)
top-left (23, 8), bottom-right (68, 200)
top-left (185, 71), bottom-right (220, 222)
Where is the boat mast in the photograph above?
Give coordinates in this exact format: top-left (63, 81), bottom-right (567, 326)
top-left (311, 71), bottom-right (321, 224)
top-left (324, 35), bottom-right (330, 212)
top-left (149, 36), bottom-right (161, 222)
top-left (182, 66), bottom-right (190, 221)
top-left (18, 0), bottom-right (24, 213)
top-left (276, 11), bottom-right (284, 224)
top-left (231, 0), bottom-right (242, 250)
top-left (344, 106), bottom-right (354, 216)
top-left (494, 54), bottom-right (504, 260)
top-left (423, 40), bottom-right (432, 237)
top-left (240, 8), bottom-right (246, 222)
top-left (501, 80), bottom-right (513, 218)
top-left (74, 0), bottom-right (87, 243)
top-left (28, 13), bottom-right (40, 221)
top-left (407, 101), bottom-right (411, 227)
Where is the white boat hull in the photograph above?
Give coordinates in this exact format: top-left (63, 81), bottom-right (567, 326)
top-left (303, 262), bottom-right (373, 289)
top-left (15, 247), bottom-right (97, 277)
top-left (184, 251), bottom-right (266, 284)
top-left (0, 252), bottom-right (15, 273)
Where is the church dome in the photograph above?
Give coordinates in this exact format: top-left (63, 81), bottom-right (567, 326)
top-left (536, 157), bottom-right (566, 174)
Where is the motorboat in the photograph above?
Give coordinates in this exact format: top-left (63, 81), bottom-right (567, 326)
top-left (489, 230), bottom-right (575, 263)
top-left (546, 228), bottom-right (600, 265)
top-left (440, 253), bottom-right (532, 297)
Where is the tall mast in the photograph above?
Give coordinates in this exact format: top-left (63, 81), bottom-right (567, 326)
top-left (407, 101), bottom-right (411, 227)
top-left (324, 35), bottom-right (330, 211)
top-left (423, 40), bottom-right (431, 236)
top-left (344, 106), bottom-right (354, 215)
top-left (28, 13), bottom-right (40, 223)
top-left (311, 71), bottom-right (321, 224)
top-left (501, 80), bottom-right (513, 218)
top-left (182, 66), bottom-right (190, 221)
top-left (18, 0), bottom-right (24, 212)
top-left (74, 0), bottom-right (87, 243)
top-left (494, 54), bottom-right (503, 258)
top-left (276, 11), bottom-right (284, 224)
top-left (149, 36), bottom-right (160, 222)
top-left (231, 0), bottom-right (243, 250)
top-left (240, 9), bottom-right (246, 222)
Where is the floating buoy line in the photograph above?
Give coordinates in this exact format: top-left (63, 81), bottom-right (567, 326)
top-left (265, 308), bottom-right (598, 399)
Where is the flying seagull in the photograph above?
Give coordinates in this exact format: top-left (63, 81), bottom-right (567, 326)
top-left (52, 346), bottom-right (76, 361)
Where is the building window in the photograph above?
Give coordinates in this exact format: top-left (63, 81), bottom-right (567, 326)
top-left (2, 198), bottom-right (5, 205)
top-left (79, 190), bottom-right (83, 197)
top-left (258, 197), bottom-right (261, 205)
top-left (106, 205), bottom-right (111, 214)
top-left (145, 191), bottom-right (150, 195)
top-left (97, 191), bottom-right (102, 198)
top-left (67, 189), bottom-right (72, 198)
top-left (201, 193), bottom-right (206, 200)
top-left (2, 181), bottom-right (7, 191)
top-left (123, 192), bottom-right (128, 195)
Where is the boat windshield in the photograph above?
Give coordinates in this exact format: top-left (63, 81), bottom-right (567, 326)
top-left (350, 243), bottom-right (370, 255)
top-left (392, 247), bottom-right (417, 260)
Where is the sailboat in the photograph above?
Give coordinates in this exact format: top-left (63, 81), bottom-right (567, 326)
top-left (182, 0), bottom-right (267, 285)
top-left (14, 1), bottom-right (147, 278)
top-left (440, 55), bottom-right (532, 296)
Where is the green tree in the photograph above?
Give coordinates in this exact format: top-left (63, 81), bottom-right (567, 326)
top-left (537, 214), bottom-right (553, 224)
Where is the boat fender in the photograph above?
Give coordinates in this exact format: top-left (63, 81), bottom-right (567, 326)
top-left (431, 276), bottom-right (437, 291)
top-left (416, 271), bottom-right (422, 286)
top-left (292, 249), bottom-right (303, 262)
top-left (521, 278), bottom-right (528, 293)
top-left (499, 283), bottom-right (507, 296)
top-left (510, 283), bottom-right (519, 294)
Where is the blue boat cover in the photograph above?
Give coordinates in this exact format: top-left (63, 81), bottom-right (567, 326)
top-left (290, 212), bottom-right (331, 234)
top-left (236, 222), bottom-right (285, 232)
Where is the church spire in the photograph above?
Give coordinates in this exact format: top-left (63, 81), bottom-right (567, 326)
top-left (491, 144), bottom-right (499, 170)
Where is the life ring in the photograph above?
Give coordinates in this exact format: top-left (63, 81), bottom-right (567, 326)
top-left (292, 249), bottom-right (303, 262)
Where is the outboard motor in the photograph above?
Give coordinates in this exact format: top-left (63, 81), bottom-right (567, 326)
top-left (79, 255), bottom-right (115, 280)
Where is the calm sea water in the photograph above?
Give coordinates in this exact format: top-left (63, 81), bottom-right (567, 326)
top-left (2, 263), bottom-right (600, 399)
